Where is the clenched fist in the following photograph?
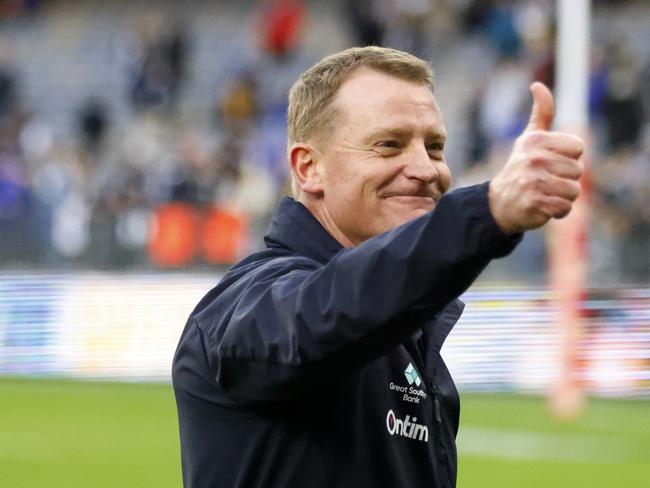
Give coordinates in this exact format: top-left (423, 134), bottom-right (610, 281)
top-left (488, 82), bottom-right (585, 234)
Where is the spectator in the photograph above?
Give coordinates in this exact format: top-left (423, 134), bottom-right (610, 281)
top-left (381, 0), bottom-right (441, 60)
top-left (346, 0), bottom-right (386, 47)
top-left (217, 71), bottom-right (259, 130)
top-left (129, 14), bottom-right (191, 112)
top-left (602, 40), bottom-right (645, 151)
top-left (253, 0), bottom-right (306, 60)
top-left (78, 98), bottom-right (110, 154)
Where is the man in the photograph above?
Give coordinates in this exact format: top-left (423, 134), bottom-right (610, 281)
top-left (172, 46), bottom-right (583, 487)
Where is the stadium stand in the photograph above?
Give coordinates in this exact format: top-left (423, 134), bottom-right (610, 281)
top-left (0, 0), bottom-right (647, 285)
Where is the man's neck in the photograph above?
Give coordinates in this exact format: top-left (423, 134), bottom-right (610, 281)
top-left (297, 196), bottom-right (356, 248)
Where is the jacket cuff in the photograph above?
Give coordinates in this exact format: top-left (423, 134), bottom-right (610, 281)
top-left (461, 181), bottom-right (523, 258)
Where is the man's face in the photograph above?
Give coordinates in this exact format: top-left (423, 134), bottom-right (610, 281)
top-left (314, 68), bottom-right (452, 246)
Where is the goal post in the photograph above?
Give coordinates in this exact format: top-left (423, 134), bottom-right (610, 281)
top-left (548, 0), bottom-right (592, 420)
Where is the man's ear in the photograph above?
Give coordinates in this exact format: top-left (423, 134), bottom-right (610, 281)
top-left (289, 143), bottom-right (324, 196)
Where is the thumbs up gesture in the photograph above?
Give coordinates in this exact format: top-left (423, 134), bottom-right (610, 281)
top-left (488, 82), bottom-right (585, 234)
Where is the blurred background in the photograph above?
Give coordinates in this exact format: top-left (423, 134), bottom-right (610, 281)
top-left (0, 0), bottom-right (648, 487)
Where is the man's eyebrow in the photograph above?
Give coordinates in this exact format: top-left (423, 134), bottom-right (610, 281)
top-left (364, 127), bottom-right (446, 142)
top-left (367, 128), bottom-right (410, 139)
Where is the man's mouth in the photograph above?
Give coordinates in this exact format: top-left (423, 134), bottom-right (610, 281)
top-left (381, 191), bottom-right (438, 202)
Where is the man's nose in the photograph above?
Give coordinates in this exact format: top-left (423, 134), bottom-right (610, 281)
top-left (403, 145), bottom-right (438, 183)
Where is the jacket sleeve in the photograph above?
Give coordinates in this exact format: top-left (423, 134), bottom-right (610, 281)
top-left (198, 183), bottom-right (521, 403)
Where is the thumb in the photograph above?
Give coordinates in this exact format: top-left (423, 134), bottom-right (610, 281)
top-left (525, 82), bottom-right (555, 132)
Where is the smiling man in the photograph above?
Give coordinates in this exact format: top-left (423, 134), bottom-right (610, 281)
top-left (291, 65), bottom-right (451, 246)
top-left (173, 47), bottom-right (583, 488)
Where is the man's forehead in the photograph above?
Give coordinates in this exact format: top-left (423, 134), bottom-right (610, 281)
top-left (333, 68), bottom-right (443, 133)
top-left (336, 67), bottom-right (434, 105)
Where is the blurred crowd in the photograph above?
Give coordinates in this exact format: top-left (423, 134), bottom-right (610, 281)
top-left (0, 0), bottom-right (648, 283)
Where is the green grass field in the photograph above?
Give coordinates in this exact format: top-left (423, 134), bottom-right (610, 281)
top-left (1, 378), bottom-right (648, 487)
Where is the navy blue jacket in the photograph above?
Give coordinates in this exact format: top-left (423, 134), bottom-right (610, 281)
top-left (172, 182), bottom-right (520, 487)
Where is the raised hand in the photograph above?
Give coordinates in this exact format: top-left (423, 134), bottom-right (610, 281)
top-left (488, 82), bottom-right (585, 234)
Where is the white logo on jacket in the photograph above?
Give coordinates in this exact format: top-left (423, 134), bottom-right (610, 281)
top-left (388, 362), bottom-right (427, 404)
top-left (385, 409), bottom-right (429, 442)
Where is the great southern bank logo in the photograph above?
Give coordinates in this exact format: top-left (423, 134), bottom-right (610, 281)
top-left (404, 362), bottom-right (421, 387)
top-left (389, 362), bottom-right (427, 404)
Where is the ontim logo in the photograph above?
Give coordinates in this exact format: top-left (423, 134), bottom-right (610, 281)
top-left (386, 410), bottom-right (429, 442)
top-left (404, 363), bottom-right (421, 387)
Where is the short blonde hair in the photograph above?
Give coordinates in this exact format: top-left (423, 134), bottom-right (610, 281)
top-left (287, 46), bottom-right (434, 194)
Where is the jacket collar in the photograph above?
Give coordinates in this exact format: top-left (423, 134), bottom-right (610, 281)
top-left (264, 197), bottom-right (343, 264)
top-left (432, 298), bottom-right (465, 348)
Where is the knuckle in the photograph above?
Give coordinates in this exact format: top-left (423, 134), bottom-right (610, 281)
top-left (527, 193), bottom-right (545, 210)
top-left (565, 161), bottom-right (583, 181)
top-left (520, 173), bottom-right (539, 191)
top-left (523, 131), bottom-right (545, 149)
top-left (555, 209), bottom-right (571, 219)
top-left (529, 152), bottom-right (547, 167)
top-left (570, 181), bottom-right (581, 200)
top-left (555, 198), bottom-right (572, 217)
top-left (570, 135), bottom-right (586, 153)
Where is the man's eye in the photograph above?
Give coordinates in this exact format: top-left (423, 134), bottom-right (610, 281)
top-left (427, 143), bottom-right (445, 157)
top-left (379, 140), bottom-right (399, 149)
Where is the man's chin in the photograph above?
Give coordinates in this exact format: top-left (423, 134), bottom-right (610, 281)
top-left (385, 206), bottom-right (434, 230)
top-left (391, 198), bottom-right (436, 217)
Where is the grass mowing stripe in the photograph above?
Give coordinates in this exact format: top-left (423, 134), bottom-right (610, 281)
top-left (458, 426), bottom-right (630, 463)
top-left (458, 393), bottom-right (650, 488)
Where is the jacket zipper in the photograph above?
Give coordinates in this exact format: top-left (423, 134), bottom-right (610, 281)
top-left (430, 380), bottom-right (442, 423)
